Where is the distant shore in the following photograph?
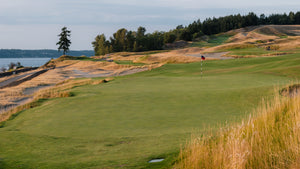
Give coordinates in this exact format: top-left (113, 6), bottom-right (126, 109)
top-left (0, 49), bottom-right (94, 58)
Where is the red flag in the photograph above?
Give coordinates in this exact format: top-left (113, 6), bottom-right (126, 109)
top-left (201, 55), bottom-right (205, 60)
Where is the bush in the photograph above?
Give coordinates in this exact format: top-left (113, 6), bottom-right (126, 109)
top-left (0, 67), bottom-right (6, 72)
top-left (8, 62), bottom-right (16, 70)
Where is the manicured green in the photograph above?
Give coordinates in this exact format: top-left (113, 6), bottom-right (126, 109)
top-left (57, 55), bottom-right (101, 61)
top-left (0, 52), bottom-right (299, 168)
top-left (190, 34), bottom-right (231, 48)
top-left (114, 60), bottom-right (145, 66)
top-left (227, 47), bottom-right (284, 56)
top-left (116, 50), bottom-right (169, 57)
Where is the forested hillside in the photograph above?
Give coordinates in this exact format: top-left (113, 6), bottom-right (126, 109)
top-left (92, 11), bottom-right (300, 55)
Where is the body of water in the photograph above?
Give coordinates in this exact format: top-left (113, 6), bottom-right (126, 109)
top-left (0, 58), bottom-right (52, 69)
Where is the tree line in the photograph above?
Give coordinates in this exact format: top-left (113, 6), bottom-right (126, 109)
top-left (92, 11), bottom-right (300, 55)
top-left (92, 27), bottom-right (164, 55)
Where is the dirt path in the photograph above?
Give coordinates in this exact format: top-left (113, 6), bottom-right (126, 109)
top-left (0, 71), bottom-right (37, 88)
top-left (0, 69), bottom-right (49, 89)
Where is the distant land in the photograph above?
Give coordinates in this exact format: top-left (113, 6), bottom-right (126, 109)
top-left (0, 49), bottom-right (94, 58)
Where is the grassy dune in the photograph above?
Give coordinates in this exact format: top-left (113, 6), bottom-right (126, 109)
top-left (0, 52), bottom-right (299, 168)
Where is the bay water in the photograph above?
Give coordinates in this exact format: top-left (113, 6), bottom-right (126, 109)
top-left (0, 58), bottom-right (52, 69)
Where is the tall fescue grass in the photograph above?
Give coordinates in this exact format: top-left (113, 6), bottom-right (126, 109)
top-left (176, 87), bottom-right (300, 169)
top-left (34, 78), bottom-right (110, 100)
top-left (0, 78), bottom-right (112, 123)
top-left (0, 88), bottom-right (25, 108)
top-left (0, 101), bottom-right (40, 124)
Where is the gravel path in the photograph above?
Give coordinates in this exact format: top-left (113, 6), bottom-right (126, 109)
top-left (0, 69), bottom-right (49, 89)
top-left (0, 71), bottom-right (36, 88)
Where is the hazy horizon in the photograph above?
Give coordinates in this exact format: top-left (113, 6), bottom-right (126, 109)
top-left (0, 0), bottom-right (299, 50)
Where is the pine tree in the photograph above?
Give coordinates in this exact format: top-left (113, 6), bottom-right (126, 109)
top-left (56, 27), bottom-right (71, 55)
top-left (92, 34), bottom-right (108, 56)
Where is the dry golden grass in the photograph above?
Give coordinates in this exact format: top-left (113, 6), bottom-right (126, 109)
top-left (0, 70), bottom-right (65, 109)
top-left (201, 43), bottom-right (255, 53)
top-left (107, 54), bottom-right (145, 62)
top-left (0, 76), bottom-right (11, 83)
top-left (227, 32), bottom-right (278, 43)
top-left (0, 88), bottom-right (23, 98)
top-left (102, 51), bottom-right (205, 64)
top-left (0, 56), bottom-right (148, 116)
top-left (254, 26), bottom-right (286, 36)
top-left (170, 47), bottom-right (203, 54)
top-left (0, 87), bottom-right (26, 107)
top-left (0, 78), bottom-right (113, 123)
top-left (146, 63), bottom-right (165, 70)
top-left (257, 25), bottom-right (300, 36)
top-left (64, 60), bottom-right (124, 71)
top-left (132, 53), bottom-right (204, 64)
top-left (214, 25), bottom-right (300, 54)
top-left (276, 37), bottom-right (300, 50)
top-left (0, 102), bottom-right (34, 122)
top-left (47, 58), bottom-right (148, 77)
top-left (227, 25), bottom-right (300, 37)
top-left (204, 36), bottom-right (299, 54)
top-left (176, 86), bottom-right (300, 169)
top-left (34, 78), bottom-right (112, 100)
top-left (225, 52), bottom-right (294, 58)
top-left (93, 47), bottom-right (208, 65)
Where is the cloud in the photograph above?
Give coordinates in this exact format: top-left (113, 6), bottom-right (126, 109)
top-left (0, 0), bottom-right (299, 50)
top-left (1, 0), bottom-right (299, 25)
top-left (101, 0), bottom-right (299, 9)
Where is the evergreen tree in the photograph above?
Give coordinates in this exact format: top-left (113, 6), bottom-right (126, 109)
top-left (164, 32), bottom-right (177, 43)
top-left (92, 34), bottom-right (110, 56)
top-left (56, 27), bottom-right (71, 55)
top-left (288, 12), bottom-right (295, 24)
top-left (126, 31), bottom-right (135, 51)
top-left (134, 26), bottom-right (147, 51)
top-left (295, 12), bottom-right (300, 24)
top-left (112, 28), bottom-right (128, 52)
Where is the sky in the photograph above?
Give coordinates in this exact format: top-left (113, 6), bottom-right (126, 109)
top-left (0, 0), bottom-right (299, 50)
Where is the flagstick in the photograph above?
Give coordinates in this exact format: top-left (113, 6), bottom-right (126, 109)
top-left (201, 59), bottom-right (203, 78)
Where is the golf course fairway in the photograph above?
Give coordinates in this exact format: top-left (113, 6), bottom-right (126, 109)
top-left (0, 52), bottom-right (299, 168)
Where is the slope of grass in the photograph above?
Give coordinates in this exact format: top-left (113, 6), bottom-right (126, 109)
top-left (225, 47), bottom-right (295, 57)
top-left (0, 52), bottom-right (299, 168)
top-left (190, 34), bottom-right (232, 48)
top-left (114, 60), bottom-right (146, 66)
top-left (228, 47), bottom-right (274, 56)
top-left (176, 90), bottom-right (300, 169)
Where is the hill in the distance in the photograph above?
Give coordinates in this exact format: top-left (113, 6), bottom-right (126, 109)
top-left (0, 49), bottom-right (94, 58)
top-left (188, 25), bottom-right (300, 54)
